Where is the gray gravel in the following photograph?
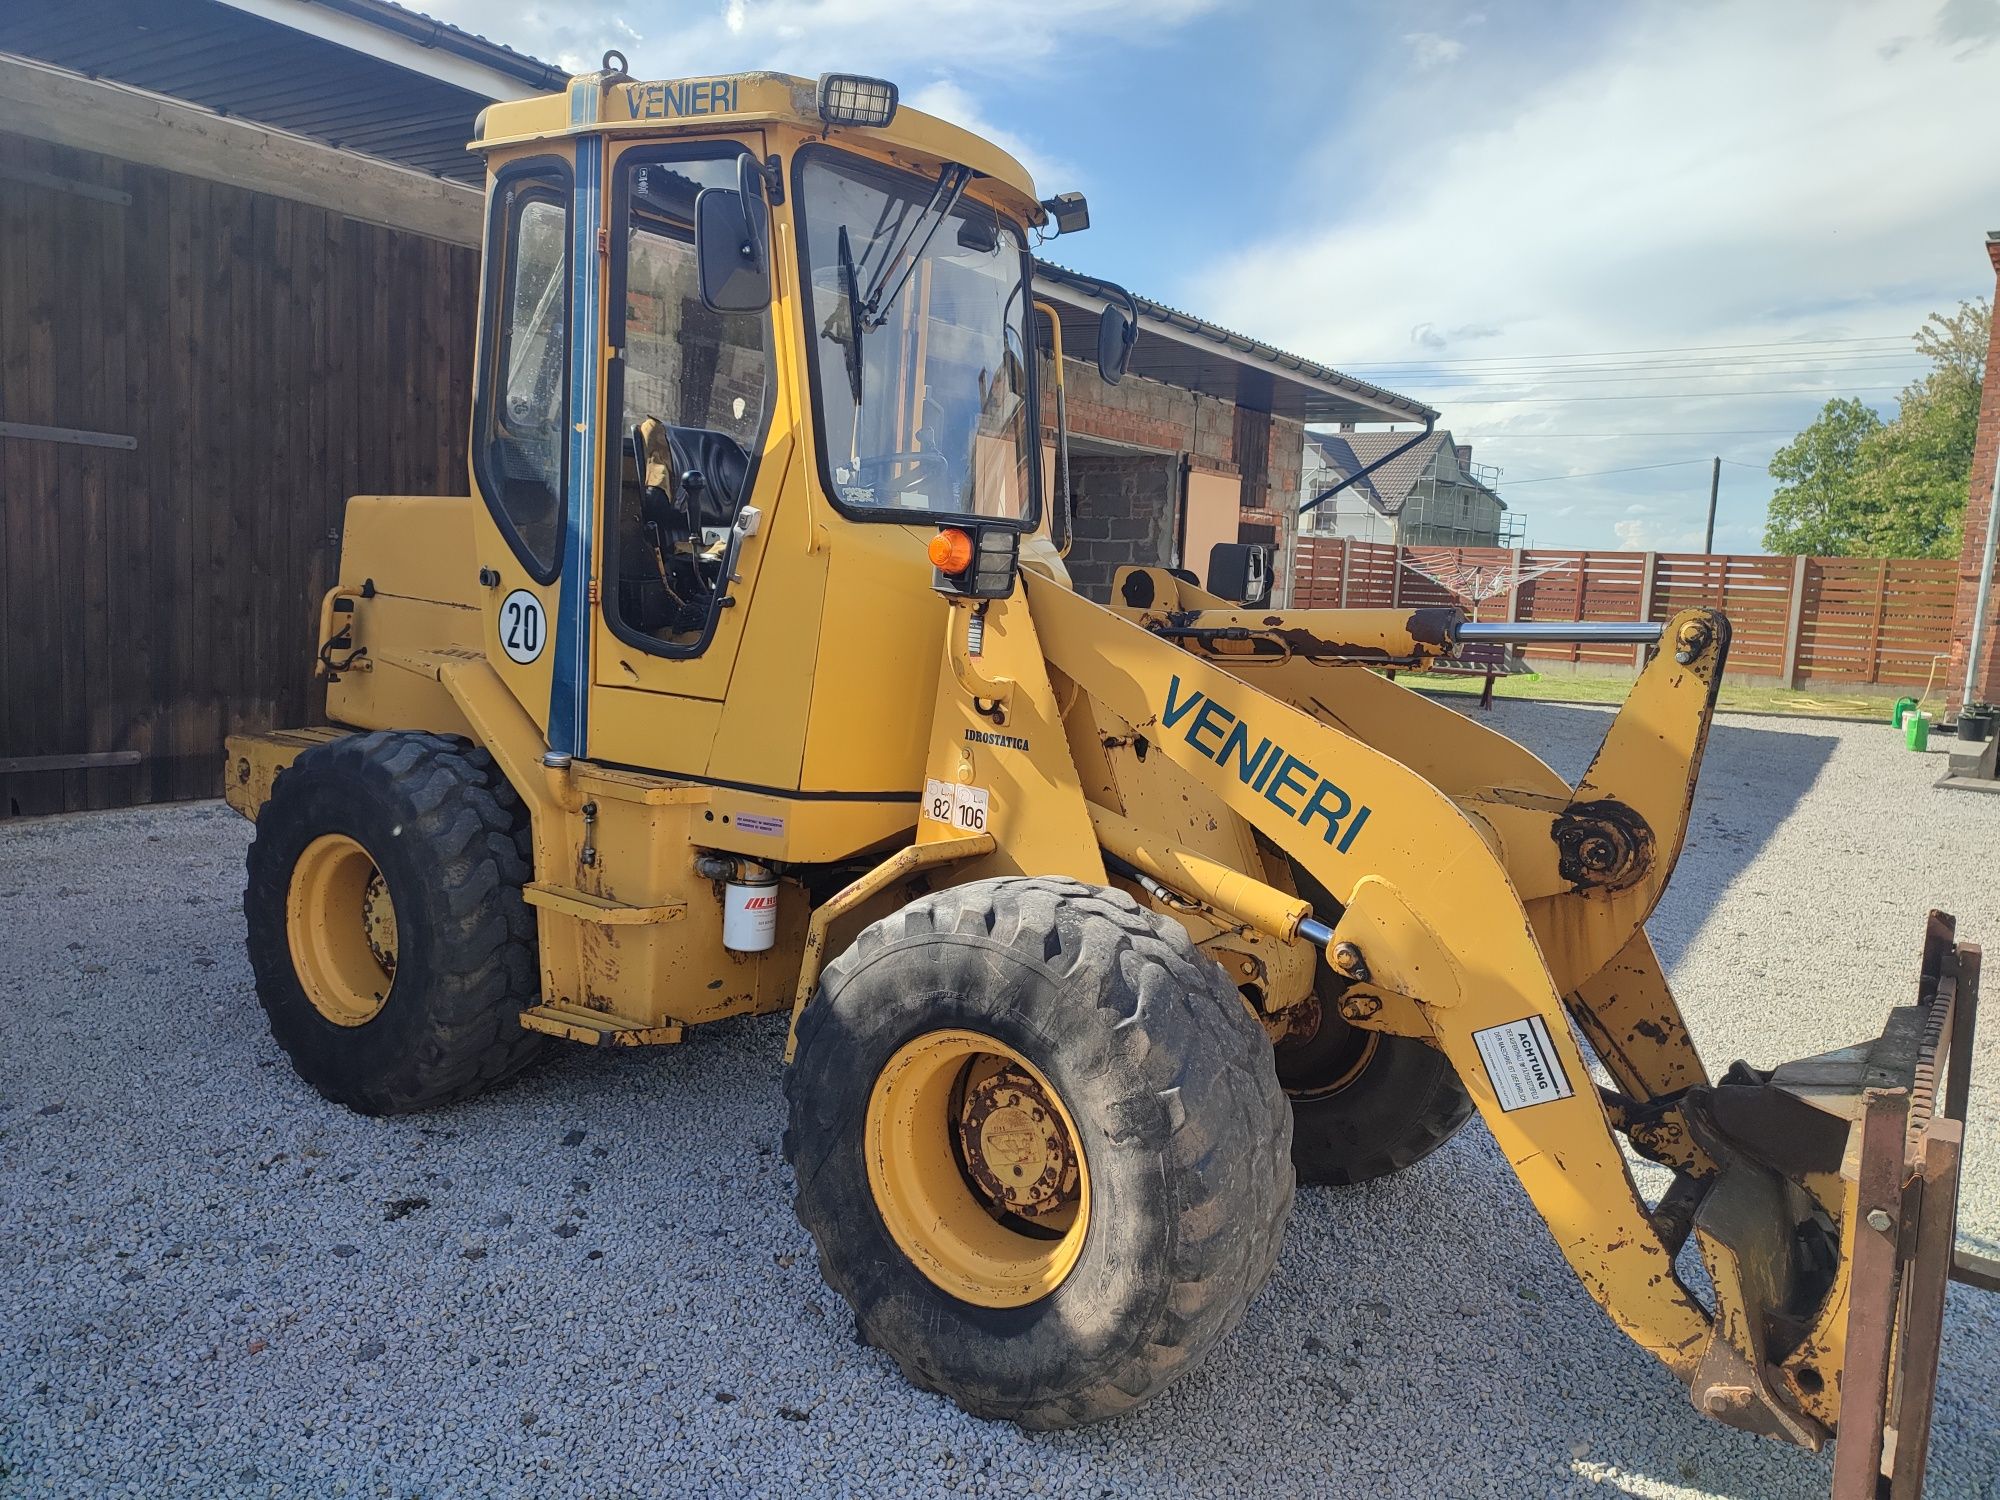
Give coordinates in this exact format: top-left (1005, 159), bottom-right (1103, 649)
top-left (1, 704), bottom-right (1996, 1499)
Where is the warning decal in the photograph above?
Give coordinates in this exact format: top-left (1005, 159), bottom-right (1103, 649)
top-left (1471, 1015), bottom-right (1575, 1112)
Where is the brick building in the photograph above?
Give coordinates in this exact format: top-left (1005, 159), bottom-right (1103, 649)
top-left (1032, 270), bottom-right (1424, 604)
top-left (1950, 230), bottom-right (2000, 714)
top-left (1032, 266), bottom-right (1427, 603)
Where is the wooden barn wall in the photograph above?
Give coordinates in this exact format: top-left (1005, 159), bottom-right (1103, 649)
top-left (0, 129), bottom-right (478, 817)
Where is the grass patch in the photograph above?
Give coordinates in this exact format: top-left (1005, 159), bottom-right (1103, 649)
top-left (1403, 670), bottom-right (1909, 721)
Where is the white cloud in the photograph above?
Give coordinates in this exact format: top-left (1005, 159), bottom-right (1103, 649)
top-left (1403, 31), bottom-right (1467, 69)
top-left (902, 79), bottom-right (1078, 195)
top-left (1187, 0), bottom-right (2000, 547)
top-left (429, 0), bottom-right (1216, 81)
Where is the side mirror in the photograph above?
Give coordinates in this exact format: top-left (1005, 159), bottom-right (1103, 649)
top-left (1097, 303), bottom-right (1137, 385)
top-left (695, 187), bottom-right (771, 313)
top-left (736, 153), bottom-right (769, 275)
top-left (1206, 542), bottom-right (1271, 607)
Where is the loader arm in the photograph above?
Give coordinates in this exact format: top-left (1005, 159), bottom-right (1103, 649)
top-left (977, 569), bottom-right (1981, 1461)
top-left (1028, 573), bottom-right (1716, 1377)
top-left (1111, 565), bottom-right (1714, 1103)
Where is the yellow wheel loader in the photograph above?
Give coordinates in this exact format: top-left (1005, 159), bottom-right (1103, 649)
top-left (224, 57), bottom-right (1984, 1484)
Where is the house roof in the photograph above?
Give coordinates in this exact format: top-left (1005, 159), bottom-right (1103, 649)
top-left (1306, 429), bottom-right (1505, 515)
top-left (1302, 432), bottom-right (1385, 508)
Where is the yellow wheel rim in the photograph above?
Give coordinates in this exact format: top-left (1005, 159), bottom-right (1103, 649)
top-left (865, 1029), bottom-right (1092, 1309)
top-left (286, 833), bottom-right (397, 1027)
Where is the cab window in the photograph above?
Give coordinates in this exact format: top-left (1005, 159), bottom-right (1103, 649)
top-left (607, 150), bottom-right (773, 655)
top-left (476, 161), bottom-right (570, 581)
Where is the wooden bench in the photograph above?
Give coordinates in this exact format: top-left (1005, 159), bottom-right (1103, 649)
top-left (1384, 641), bottom-right (1514, 710)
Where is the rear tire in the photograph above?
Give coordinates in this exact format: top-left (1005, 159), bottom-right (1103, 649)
top-left (1277, 862), bottom-right (1473, 1186)
top-left (785, 876), bottom-right (1293, 1430)
top-left (1276, 999), bottom-right (1474, 1186)
top-left (243, 731), bottom-right (546, 1115)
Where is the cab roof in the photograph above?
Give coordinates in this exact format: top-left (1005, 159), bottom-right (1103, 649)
top-left (475, 68), bottom-right (1047, 226)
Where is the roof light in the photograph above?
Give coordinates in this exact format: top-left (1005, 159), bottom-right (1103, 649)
top-left (817, 73), bottom-right (899, 128)
top-left (1039, 192), bottom-right (1090, 236)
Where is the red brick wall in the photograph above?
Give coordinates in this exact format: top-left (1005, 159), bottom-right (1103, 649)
top-left (1949, 237), bottom-right (2000, 713)
top-left (1041, 353), bottom-right (1306, 600)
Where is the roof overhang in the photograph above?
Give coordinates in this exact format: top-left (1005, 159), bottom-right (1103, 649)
top-left (210, 0), bottom-right (563, 100)
top-left (0, 0), bottom-right (563, 184)
top-left (1033, 262), bottom-right (1435, 427)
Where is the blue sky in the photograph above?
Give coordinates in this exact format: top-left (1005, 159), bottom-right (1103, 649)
top-left (428, 0), bottom-right (2000, 550)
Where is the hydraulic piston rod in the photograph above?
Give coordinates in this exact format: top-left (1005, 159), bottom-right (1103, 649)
top-left (1454, 620), bottom-right (1664, 645)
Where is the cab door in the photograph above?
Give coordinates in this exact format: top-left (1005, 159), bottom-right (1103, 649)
top-left (584, 136), bottom-right (825, 786)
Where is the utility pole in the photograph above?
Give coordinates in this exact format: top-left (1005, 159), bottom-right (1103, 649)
top-left (1703, 455), bottom-right (1720, 552)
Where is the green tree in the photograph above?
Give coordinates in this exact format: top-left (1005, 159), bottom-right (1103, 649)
top-left (1761, 398), bottom-right (1885, 554)
top-left (1762, 299), bottom-right (1988, 558)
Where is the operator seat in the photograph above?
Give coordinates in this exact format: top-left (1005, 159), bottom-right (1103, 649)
top-left (664, 424), bottom-right (750, 530)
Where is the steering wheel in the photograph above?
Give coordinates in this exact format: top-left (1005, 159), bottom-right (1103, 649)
top-left (855, 449), bottom-right (951, 499)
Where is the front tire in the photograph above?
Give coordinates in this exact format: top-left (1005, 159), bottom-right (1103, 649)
top-left (784, 876), bottom-right (1293, 1430)
top-left (243, 731), bottom-right (546, 1115)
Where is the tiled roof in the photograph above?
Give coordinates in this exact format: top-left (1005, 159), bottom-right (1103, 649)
top-left (1306, 430), bottom-right (1450, 515)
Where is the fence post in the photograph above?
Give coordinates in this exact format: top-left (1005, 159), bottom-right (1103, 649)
top-left (1635, 551), bottom-right (1658, 671)
top-left (1506, 552), bottom-right (1524, 622)
top-left (1865, 556), bottom-right (1889, 685)
top-left (1780, 553), bottom-right (1809, 688)
top-left (1390, 544), bottom-right (1403, 607)
top-left (1337, 540), bottom-right (1351, 609)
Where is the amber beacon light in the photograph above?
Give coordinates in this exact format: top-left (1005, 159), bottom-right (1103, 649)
top-left (927, 528), bottom-right (975, 575)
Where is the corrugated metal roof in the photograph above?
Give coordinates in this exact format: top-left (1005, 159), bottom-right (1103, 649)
top-left (1034, 262), bottom-right (1434, 427)
top-left (0, 0), bottom-right (563, 183)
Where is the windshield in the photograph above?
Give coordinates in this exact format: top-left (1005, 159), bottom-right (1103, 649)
top-left (798, 151), bottom-right (1037, 525)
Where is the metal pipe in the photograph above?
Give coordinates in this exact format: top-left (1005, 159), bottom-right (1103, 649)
top-left (1962, 439), bottom-right (2000, 710)
top-left (1455, 620), bottom-right (1664, 645)
top-left (1299, 417), bottom-right (1436, 517)
top-left (1298, 917), bottom-right (1334, 949)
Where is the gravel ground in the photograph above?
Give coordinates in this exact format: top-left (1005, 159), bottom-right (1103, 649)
top-left (1, 705), bottom-right (1996, 1500)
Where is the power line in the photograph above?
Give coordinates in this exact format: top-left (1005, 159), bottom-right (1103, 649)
top-left (1719, 457), bottom-right (1771, 470)
top-left (1350, 350), bottom-right (1924, 378)
top-left (1459, 429), bottom-right (1798, 438)
top-left (1503, 459), bottom-right (1713, 485)
top-left (1341, 334), bottom-right (1916, 371)
top-left (1387, 360), bottom-right (1925, 389)
top-left (1436, 386), bottom-right (1905, 403)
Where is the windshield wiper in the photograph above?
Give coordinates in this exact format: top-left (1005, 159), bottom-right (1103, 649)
top-left (858, 163), bottom-right (972, 333)
top-left (833, 223), bottom-right (864, 405)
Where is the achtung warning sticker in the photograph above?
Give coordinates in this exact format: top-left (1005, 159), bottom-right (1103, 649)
top-left (1472, 1015), bottom-right (1575, 1112)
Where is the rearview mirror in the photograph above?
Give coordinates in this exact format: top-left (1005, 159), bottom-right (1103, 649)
top-left (1206, 542), bottom-right (1271, 607)
top-left (1097, 303), bottom-right (1137, 385)
top-left (695, 187), bottom-right (771, 314)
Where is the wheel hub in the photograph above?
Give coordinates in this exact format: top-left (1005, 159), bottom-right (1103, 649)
top-left (956, 1067), bottom-right (1079, 1220)
top-left (285, 832), bottom-right (396, 1027)
top-left (361, 872), bottom-right (399, 973)
top-left (1272, 996), bottom-right (1380, 1102)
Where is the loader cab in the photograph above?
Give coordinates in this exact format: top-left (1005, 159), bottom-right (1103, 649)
top-left (461, 65), bottom-right (1124, 861)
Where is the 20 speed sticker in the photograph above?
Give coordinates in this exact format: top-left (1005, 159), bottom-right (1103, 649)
top-left (1471, 1015), bottom-right (1575, 1112)
top-left (923, 778), bottom-right (992, 834)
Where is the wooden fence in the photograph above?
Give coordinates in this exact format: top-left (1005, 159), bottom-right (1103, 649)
top-left (1291, 538), bottom-right (1958, 690)
top-left (0, 129), bottom-right (477, 819)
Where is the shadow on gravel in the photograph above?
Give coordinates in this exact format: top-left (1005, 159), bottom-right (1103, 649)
top-left (1480, 702), bottom-right (1841, 973)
